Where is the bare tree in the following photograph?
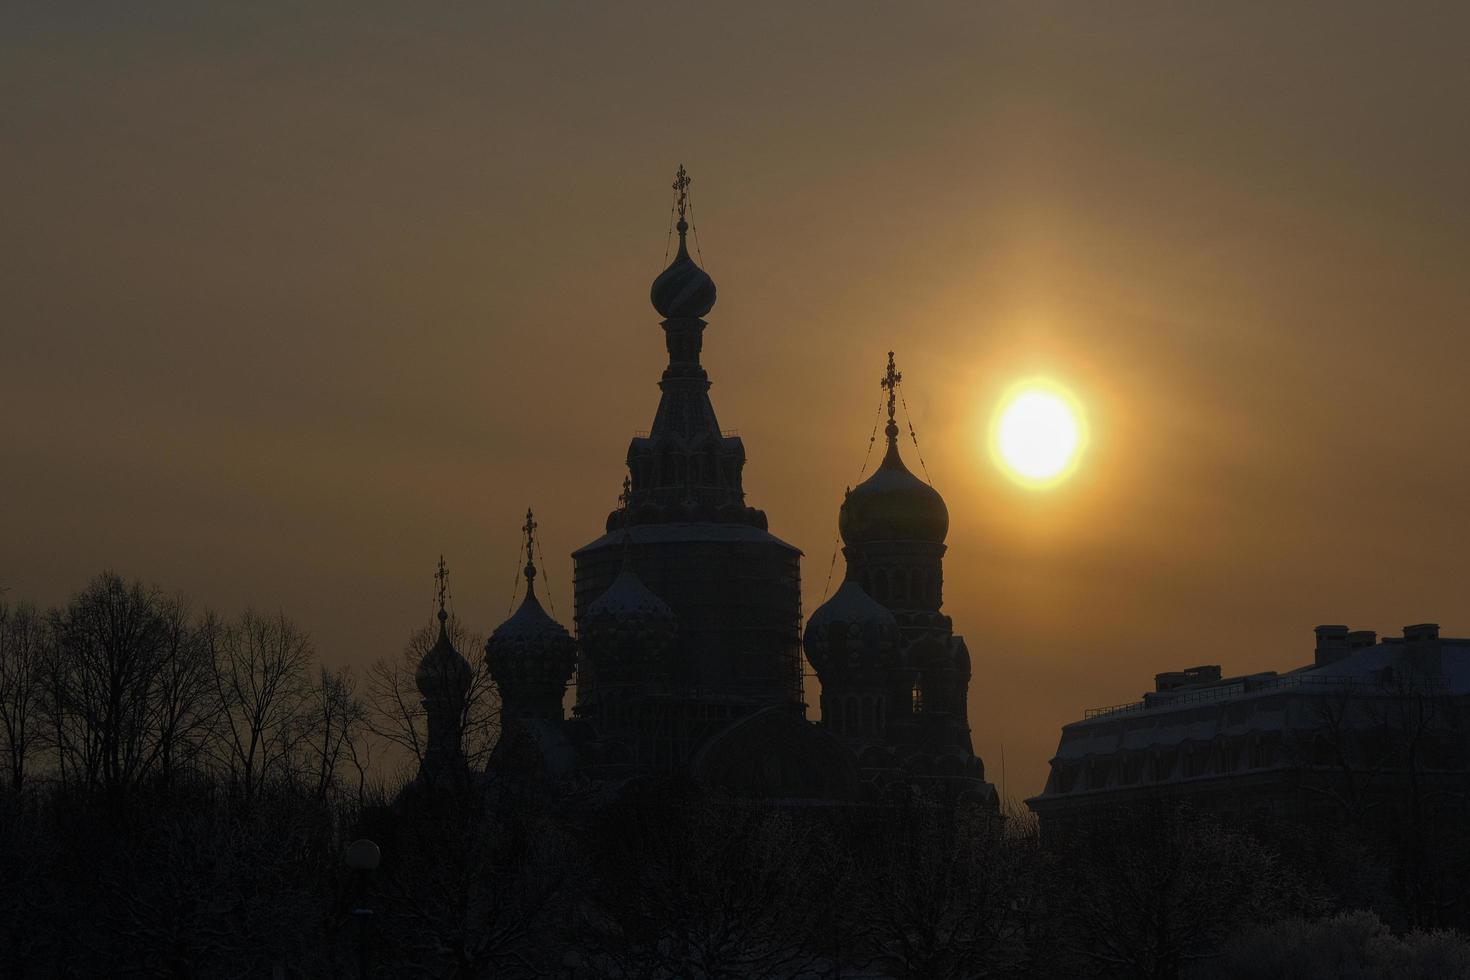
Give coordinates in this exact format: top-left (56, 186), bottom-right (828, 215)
top-left (144, 597), bottom-right (217, 789)
top-left (46, 573), bottom-right (177, 803)
top-left (1047, 805), bottom-right (1288, 980)
top-left (376, 806), bottom-right (572, 979)
top-left (572, 797), bottom-right (827, 980)
top-left (0, 602), bottom-right (46, 792)
top-left (208, 610), bottom-right (312, 804)
top-left (851, 804), bottom-right (1037, 979)
top-left (302, 664), bottom-right (365, 801)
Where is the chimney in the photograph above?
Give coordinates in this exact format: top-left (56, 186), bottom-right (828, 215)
top-left (1402, 623), bottom-right (1441, 679)
top-left (1314, 625), bottom-right (1350, 668)
top-left (1154, 665), bottom-right (1222, 692)
top-left (1347, 630), bottom-right (1377, 649)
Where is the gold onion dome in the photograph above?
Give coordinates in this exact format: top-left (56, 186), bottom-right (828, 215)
top-left (649, 165), bottom-right (716, 319)
top-left (838, 438), bottom-right (949, 546)
top-left (803, 579), bottom-right (900, 677)
top-left (838, 353), bottom-right (948, 547)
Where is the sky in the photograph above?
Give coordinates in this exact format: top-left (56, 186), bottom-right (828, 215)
top-left (3, 1), bottom-right (1469, 799)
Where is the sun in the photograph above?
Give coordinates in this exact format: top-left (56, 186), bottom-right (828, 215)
top-left (990, 380), bottom-right (1087, 488)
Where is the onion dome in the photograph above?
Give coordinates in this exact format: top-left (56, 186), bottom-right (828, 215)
top-left (485, 512), bottom-right (577, 707)
top-left (650, 165), bottom-right (716, 319)
top-left (416, 606), bottom-right (473, 700)
top-left (803, 579), bottom-right (900, 678)
top-left (416, 556), bottom-right (472, 700)
top-left (838, 352), bottom-right (949, 547)
top-left (583, 555), bottom-right (676, 673)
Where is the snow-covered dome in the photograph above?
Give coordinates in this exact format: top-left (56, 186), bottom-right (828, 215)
top-left (803, 579), bottom-right (900, 679)
top-left (485, 574), bottom-right (577, 696)
top-left (583, 561), bottom-right (676, 673)
top-left (415, 608), bottom-right (472, 700)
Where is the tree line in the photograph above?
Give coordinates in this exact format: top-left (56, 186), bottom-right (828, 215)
top-left (0, 571), bottom-right (497, 809)
top-left (3, 571), bottom-right (1470, 978)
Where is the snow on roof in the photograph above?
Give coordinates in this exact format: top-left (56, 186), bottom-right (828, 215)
top-left (1060, 636), bottom-right (1470, 742)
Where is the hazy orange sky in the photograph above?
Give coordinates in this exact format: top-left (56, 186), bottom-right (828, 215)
top-left (4, 2), bottom-right (1469, 799)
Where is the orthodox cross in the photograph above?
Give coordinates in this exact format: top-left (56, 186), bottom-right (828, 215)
top-left (673, 164), bottom-right (691, 221)
top-left (434, 554), bottom-right (449, 623)
top-left (522, 507), bottom-right (539, 582)
top-left (881, 350), bottom-right (902, 432)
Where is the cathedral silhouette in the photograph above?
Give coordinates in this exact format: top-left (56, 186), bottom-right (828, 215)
top-left (415, 168), bottom-right (995, 807)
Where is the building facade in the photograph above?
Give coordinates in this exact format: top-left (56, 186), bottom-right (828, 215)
top-left (1028, 622), bottom-right (1470, 834)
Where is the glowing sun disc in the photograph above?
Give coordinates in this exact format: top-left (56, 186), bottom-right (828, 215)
top-left (990, 381), bottom-right (1087, 488)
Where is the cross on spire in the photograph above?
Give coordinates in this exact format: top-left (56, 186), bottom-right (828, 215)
top-left (434, 555), bottom-right (449, 625)
top-left (881, 350), bottom-right (902, 443)
top-left (522, 507), bottom-right (539, 590)
top-left (673, 164), bottom-right (691, 222)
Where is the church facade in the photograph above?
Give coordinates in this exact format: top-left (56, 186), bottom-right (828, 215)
top-left (419, 169), bottom-right (995, 807)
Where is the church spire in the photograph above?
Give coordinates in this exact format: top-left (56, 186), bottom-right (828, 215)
top-left (414, 556), bottom-right (472, 786)
top-left (616, 167), bottom-right (765, 532)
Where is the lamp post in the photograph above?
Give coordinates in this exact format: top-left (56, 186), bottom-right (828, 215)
top-left (344, 838), bottom-right (381, 978)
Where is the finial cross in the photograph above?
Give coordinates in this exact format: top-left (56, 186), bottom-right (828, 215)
top-left (881, 350), bottom-right (902, 428)
top-left (522, 507), bottom-right (538, 553)
top-left (435, 554), bottom-right (449, 620)
top-left (673, 164), bottom-right (690, 221)
top-left (521, 507), bottom-right (540, 588)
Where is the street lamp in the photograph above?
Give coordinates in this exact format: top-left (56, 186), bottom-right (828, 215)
top-left (344, 839), bottom-right (381, 978)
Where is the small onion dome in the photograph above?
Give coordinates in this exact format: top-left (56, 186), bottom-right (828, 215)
top-left (416, 609), bottom-right (473, 699)
top-left (838, 434), bottom-right (949, 547)
top-left (484, 587), bottom-right (577, 693)
top-left (583, 562), bottom-right (676, 671)
top-left (650, 220), bottom-right (716, 319)
top-left (803, 579), bottom-right (899, 678)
